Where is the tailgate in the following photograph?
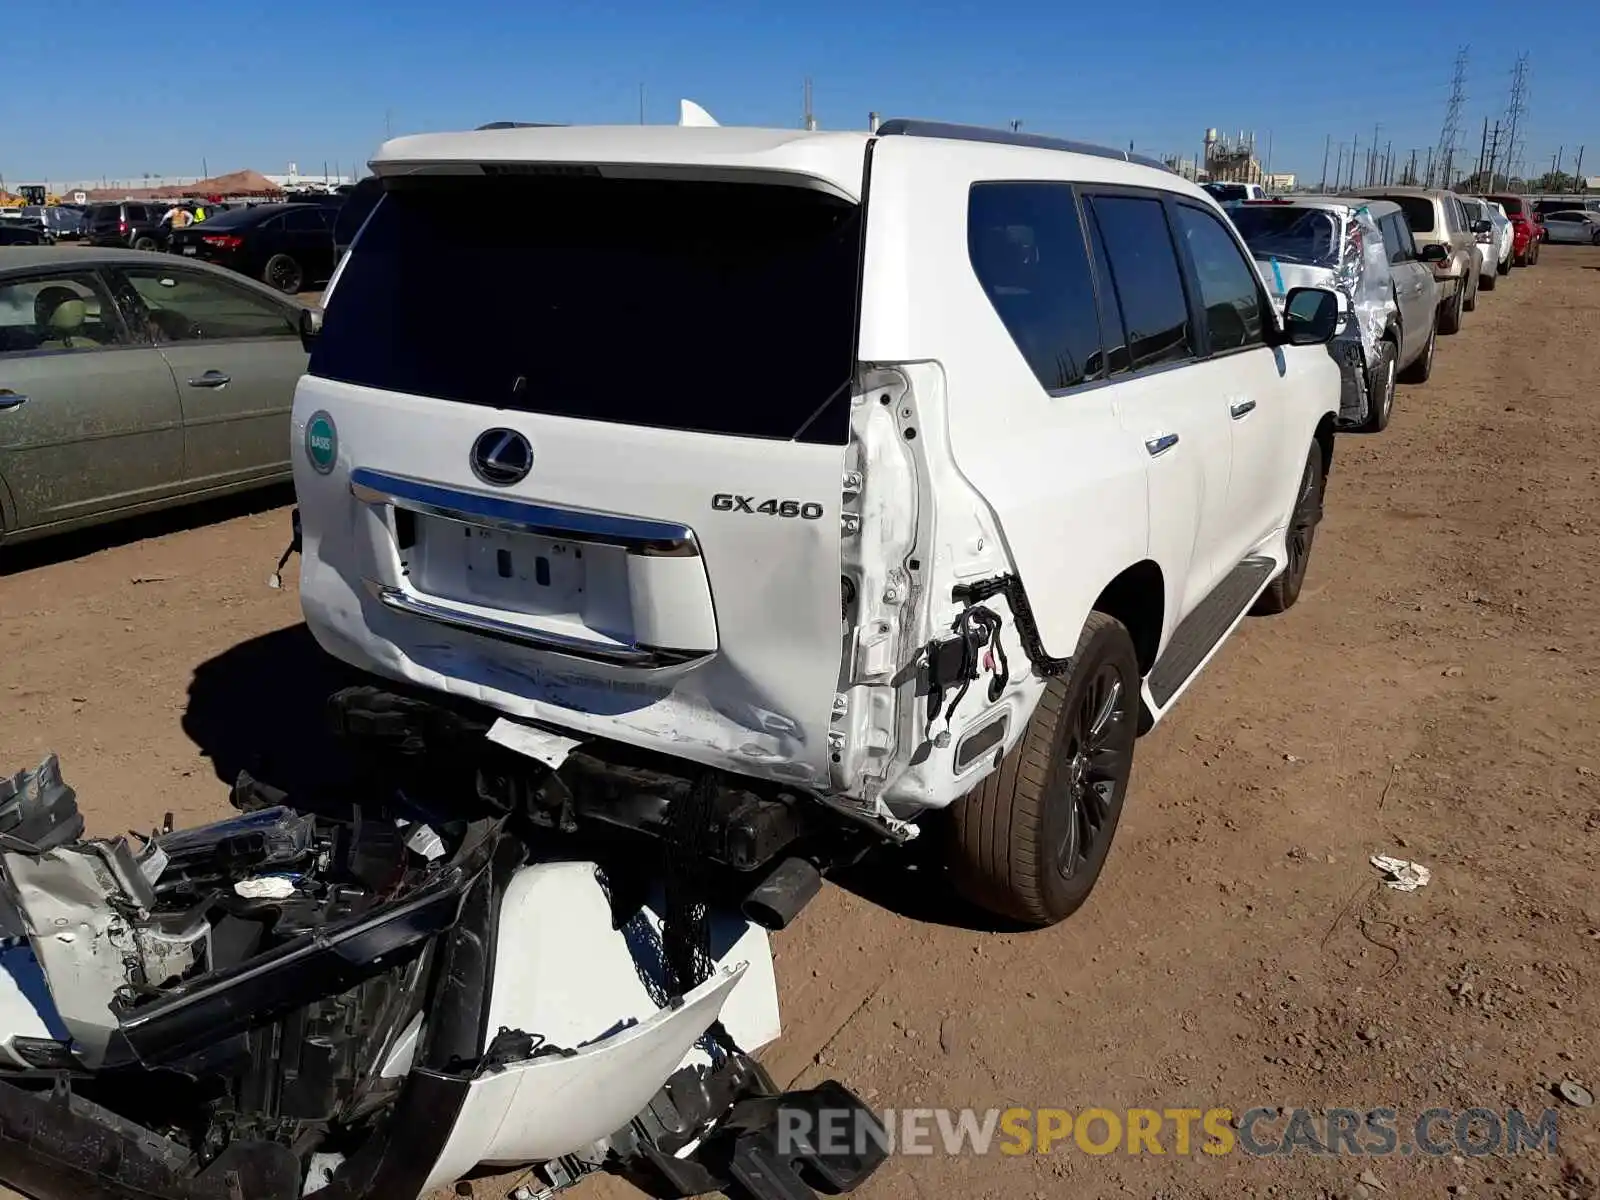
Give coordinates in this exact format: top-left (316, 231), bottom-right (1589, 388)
top-left (294, 170), bottom-right (864, 788)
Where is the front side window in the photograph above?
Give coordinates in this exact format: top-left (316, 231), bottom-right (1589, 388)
top-left (1083, 195), bottom-right (1193, 371)
top-left (1382, 214), bottom-right (1415, 262)
top-left (0, 272), bottom-right (127, 355)
top-left (968, 182), bottom-right (1104, 392)
top-left (312, 174), bottom-right (865, 444)
top-left (1174, 204), bottom-right (1265, 353)
top-left (118, 268), bottom-right (296, 342)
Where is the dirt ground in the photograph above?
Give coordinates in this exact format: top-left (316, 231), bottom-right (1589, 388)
top-left (3, 248), bottom-right (1598, 1200)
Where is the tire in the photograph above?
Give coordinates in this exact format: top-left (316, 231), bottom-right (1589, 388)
top-left (1480, 268), bottom-right (1497, 291)
top-left (1358, 338), bottom-right (1397, 432)
top-left (1397, 317), bottom-right (1437, 384)
top-left (264, 253), bottom-right (304, 295)
top-left (1498, 254), bottom-right (1512, 276)
top-left (1463, 272), bottom-right (1478, 312)
top-left (1592, 230), bottom-right (1600, 246)
top-left (1252, 443), bottom-right (1324, 616)
top-left (132, 235), bottom-right (158, 252)
top-left (1438, 284), bottom-right (1464, 335)
top-left (946, 613), bottom-right (1140, 927)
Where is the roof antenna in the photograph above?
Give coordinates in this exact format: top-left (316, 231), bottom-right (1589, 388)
top-left (679, 99), bottom-right (719, 127)
top-left (803, 77), bottom-right (817, 131)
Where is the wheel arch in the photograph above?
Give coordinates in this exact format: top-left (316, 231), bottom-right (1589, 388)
top-left (1089, 560), bottom-right (1164, 678)
top-left (1314, 413), bottom-right (1336, 480)
top-left (0, 472), bottom-right (15, 537)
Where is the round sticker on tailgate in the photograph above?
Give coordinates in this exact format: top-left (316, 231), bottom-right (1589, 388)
top-left (305, 411), bottom-right (338, 475)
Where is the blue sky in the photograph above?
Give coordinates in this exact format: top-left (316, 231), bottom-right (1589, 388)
top-left (4, 1), bottom-right (1594, 186)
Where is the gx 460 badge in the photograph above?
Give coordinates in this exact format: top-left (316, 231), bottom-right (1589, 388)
top-left (712, 494), bottom-right (824, 520)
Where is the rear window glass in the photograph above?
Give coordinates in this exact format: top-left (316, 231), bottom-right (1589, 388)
top-left (1493, 196), bottom-right (1524, 215)
top-left (1205, 183), bottom-right (1251, 203)
top-left (312, 176), bottom-right (865, 444)
top-left (1228, 205), bottom-right (1341, 268)
top-left (1388, 196), bottom-right (1435, 233)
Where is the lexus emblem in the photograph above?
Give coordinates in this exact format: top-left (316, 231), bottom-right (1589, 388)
top-left (470, 428), bottom-right (533, 487)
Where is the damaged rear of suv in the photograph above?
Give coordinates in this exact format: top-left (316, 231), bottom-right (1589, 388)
top-left (0, 736), bottom-right (885, 1200)
top-left (294, 120), bottom-right (1341, 929)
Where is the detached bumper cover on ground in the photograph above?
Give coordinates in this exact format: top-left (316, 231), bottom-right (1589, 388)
top-left (0, 752), bottom-right (885, 1200)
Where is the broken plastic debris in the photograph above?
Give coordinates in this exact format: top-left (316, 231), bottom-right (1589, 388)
top-left (487, 717), bottom-right (583, 770)
top-left (303, 1151), bottom-right (345, 1194)
top-left (404, 822), bottom-right (445, 862)
top-left (1556, 1080), bottom-right (1594, 1108)
top-left (234, 875), bottom-right (296, 900)
top-left (1370, 855), bottom-right (1431, 892)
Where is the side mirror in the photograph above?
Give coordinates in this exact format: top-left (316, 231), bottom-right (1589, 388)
top-left (1470, 219), bottom-right (1493, 234)
top-left (1281, 287), bottom-right (1339, 346)
top-left (299, 306), bottom-right (323, 352)
top-left (1419, 243), bottom-right (1449, 263)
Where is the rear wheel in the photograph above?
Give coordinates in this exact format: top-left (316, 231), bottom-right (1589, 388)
top-left (947, 613), bottom-right (1139, 927)
top-left (132, 235), bottom-right (158, 252)
top-left (1253, 443), bottom-right (1324, 616)
top-left (1463, 272), bottom-right (1479, 311)
top-left (1359, 339), bottom-right (1397, 432)
top-left (1438, 284), bottom-right (1464, 334)
top-left (264, 253), bottom-right (304, 295)
top-left (1480, 267), bottom-right (1497, 291)
top-left (1397, 317), bottom-right (1437, 384)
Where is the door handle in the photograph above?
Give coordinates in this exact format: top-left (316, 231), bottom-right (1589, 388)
top-left (1144, 433), bottom-right (1180, 457)
top-left (187, 371), bottom-right (230, 389)
top-left (1229, 399), bottom-right (1257, 419)
top-left (0, 390), bottom-right (27, 411)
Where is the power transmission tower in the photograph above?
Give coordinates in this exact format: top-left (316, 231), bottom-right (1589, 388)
top-left (1432, 46), bottom-right (1469, 187)
top-left (1503, 53), bottom-right (1530, 183)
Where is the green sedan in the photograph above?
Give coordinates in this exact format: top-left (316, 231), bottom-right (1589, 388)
top-left (0, 247), bottom-right (308, 546)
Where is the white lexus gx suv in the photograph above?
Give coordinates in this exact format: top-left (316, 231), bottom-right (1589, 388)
top-left (292, 120), bottom-right (1343, 927)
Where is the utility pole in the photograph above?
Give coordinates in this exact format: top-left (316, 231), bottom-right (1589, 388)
top-left (1574, 146), bottom-right (1586, 192)
top-left (1407, 148), bottom-right (1418, 185)
top-left (802, 78), bottom-right (816, 131)
top-left (1368, 122), bottom-right (1382, 185)
top-left (1319, 134), bottom-right (1332, 191)
top-left (1425, 147), bottom-right (1435, 188)
top-left (1333, 143), bottom-right (1345, 190)
top-left (1349, 133), bottom-right (1359, 189)
top-left (1384, 141), bottom-right (1394, 185)
top-left (638, 84), bottom-right (645, 124)
top-left (1476, 116), bottom-right (1490, 185)
top-left (1264, 130), bottom-right (1273, 185)
top-left (385, 109), bottom-right (393, 140)
top-left (1484, 121), bottom-right (1502, 189)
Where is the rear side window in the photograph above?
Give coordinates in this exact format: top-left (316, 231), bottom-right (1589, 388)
top-left (967, 183), bottom-right (1104, 392)
top-left (1173, 204), bottom-right (1264, 353)
top-left (1083, 195), bottom-right (1193, 371)
top-left (312, 175), bottom-right (865, 444)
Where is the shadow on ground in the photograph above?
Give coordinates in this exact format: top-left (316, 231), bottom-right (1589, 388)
top-left (828, 837), bottom-right (1029, 934)
top-left (0, 484), bottom-right (295, 576)
top-left (183, 622), bottom-right (362, 797)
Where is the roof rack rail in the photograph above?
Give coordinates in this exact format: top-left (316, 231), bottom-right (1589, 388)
top-left (474, 121), bottom-right (566, 131)
top-left (874, 119), bottom-right (1172, 173)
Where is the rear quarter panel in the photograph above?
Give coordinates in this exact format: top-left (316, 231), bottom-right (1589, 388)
top-left (858, 139), bottom-right (1156, 662)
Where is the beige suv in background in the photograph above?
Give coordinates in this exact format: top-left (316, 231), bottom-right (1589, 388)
top-left (1346, 186), bottom-right (1482, 334)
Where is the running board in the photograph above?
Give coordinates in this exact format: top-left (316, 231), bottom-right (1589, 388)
top-left (1146, 556), bottom-right (1277, 708)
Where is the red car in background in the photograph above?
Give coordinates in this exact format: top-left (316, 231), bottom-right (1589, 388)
top-left (1486, 194), bottom-right (1543, 266)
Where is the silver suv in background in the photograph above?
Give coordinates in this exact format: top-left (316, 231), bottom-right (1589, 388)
top-left (1460, 195), bottom-right (1511, 286)
top-left (1346, 186), bottom-right (1481, 333)
top-left (1230, 197), bottom-right (1439, 433)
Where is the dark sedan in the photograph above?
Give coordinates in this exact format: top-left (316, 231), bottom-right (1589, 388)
top-left (168, 203), bottom-right (335, 294)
